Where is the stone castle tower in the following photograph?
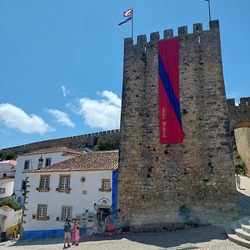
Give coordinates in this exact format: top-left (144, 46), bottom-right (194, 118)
top-left (118, 20), bottom-right (237, 230)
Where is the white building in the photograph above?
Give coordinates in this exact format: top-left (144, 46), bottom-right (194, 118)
top-left (22, 150), bottom-right (118, 239)
top-left (13, 147), bottom-right (83, 205)
top-left (0, 206), bottom-right (22, 239)
top-left (0, 160), bottom-right (16, 199)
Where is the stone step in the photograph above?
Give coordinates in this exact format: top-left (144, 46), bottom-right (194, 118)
top-left (228, 233), bottom-right (250, 249)
top-left (242, 224), bottom-right (250, 234)
top-left (226, 216), bottom-right (250, 248)
top-left (236, 228), bottom-right (250, 241)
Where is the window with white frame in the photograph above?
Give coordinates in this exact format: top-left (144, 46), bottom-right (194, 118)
top-left (0, 188), bottom-right (5, 194)
top-left (59, 175), bottom-right (70, 190)
top-left (61, 206), bottom-right (72, 221)
top-left (45, 158), bottom-right (52, 166)
top-left (24, 160), bottom-right (31, 170)
top-left (99, 179), bottom-right (111, 192)
top-left (37, 204), bottom-right (47, 219)
top-left (39, 175), bottom-right (50, 191)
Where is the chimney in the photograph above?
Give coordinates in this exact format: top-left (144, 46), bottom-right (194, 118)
top-left (38, 155), bottom-right (43, 169)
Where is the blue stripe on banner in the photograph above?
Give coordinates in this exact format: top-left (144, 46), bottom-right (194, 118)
top-left (112, 170), bottom-right (118, 215)
top-left (158, 54), bottom-right (182, 126)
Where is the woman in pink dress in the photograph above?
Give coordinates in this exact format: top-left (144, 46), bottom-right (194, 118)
top-left (72, 220), bottom-right (80, 246)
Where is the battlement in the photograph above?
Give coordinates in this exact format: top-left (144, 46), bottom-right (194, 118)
top-left (227, 97), bottom-right (250, 130)
top-left (0, 129), bottom-right (120, 156)
top-left (124, 20), bottom-right (219, 47)
top-left (227, 97), bottom-right (250, 107)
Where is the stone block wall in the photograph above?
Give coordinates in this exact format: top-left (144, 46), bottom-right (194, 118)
top-left (118, 20), bottom-right (237, 231)
top-left (227, 97), bottom-right (250, 130)
top-left (234, 127), bottom-right (250, 173)
top-left (0, 130), bottom-right (120, 157)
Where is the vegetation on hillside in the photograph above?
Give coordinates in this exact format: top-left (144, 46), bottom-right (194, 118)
top-left (0, 151), bottom-right (17, 161)
top-left (233, 145), bottom-right (246, 175)
top-left (93, 137), bottom-right (119, 151)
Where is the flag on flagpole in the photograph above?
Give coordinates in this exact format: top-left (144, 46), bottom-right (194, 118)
top-left (118, 8), bottom-right (134, 38)
top-left (118, 16), bottom-right (132, 26)
top-left (123, 8), bottom-right (133, 17)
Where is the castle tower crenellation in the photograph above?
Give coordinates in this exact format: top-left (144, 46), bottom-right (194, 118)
top-left (164, 29), bottom-right (173, 39)
top-left (178, 25), bottom-right (188, 36)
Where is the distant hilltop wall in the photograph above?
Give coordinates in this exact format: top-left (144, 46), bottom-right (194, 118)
top-left (0, 130), bottom-right (120, 157)
top-left (0, 96), bottom-right (249, 158)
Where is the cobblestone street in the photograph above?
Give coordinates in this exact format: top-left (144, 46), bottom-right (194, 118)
top-left (1, 225), bottom-right (248, 250)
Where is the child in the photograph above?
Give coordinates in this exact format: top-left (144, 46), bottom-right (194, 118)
top-left (72, 220), bottom-right (80, 246)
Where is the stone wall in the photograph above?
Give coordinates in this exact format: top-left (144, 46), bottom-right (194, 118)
top-left (234, 128), bottom-right (250, 174)
top-left (227, 97), bottom-right (250, 130)
top-left (118, 20), bottom-right (238, 231)
top-left (0, 130), bottom-right (120, 157)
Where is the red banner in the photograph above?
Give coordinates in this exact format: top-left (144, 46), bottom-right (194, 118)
top-left (158, 39), bottom-right (184, 144)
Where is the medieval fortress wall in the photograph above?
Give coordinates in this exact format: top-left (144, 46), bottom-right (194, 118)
top-left (0, 130), bottom-right (120, 156)
top-left (118, 20), bottom-right (238, 230)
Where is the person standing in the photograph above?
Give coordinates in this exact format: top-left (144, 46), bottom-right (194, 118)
top-left (63, 219), bottom-right (72, 249)
top-left (72, 220), bottom-right (80, 246)
top-left (236, 173), bottom-right (241, 189)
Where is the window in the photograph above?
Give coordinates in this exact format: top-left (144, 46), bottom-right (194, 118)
top-left (38, 175), bottom-right (50, 191)
top-left (45, 158), bottom-right (52, 167)
top-left (24, 160), bottom-right (31, 170)
top-left (37, 204), bottom-right (47, 220)
top-left (61, 206), bottom-right (72, 221)
top-left (0, 188), bottom-right (5, 194)
top-left (99, 179), bottom-right (111, 192)
top-left (21, 180), bottom-right (26, 190)
top-left (56, 175), bottom-right (71, 193)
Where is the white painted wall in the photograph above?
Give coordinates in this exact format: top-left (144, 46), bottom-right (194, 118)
top-left (0, 180), bottom-right (14, 199)
top-left (0, 161), bottom-right (16, 178)
top-left (24, 170), bottom-right (114, 231)
top-left (0, 208), bottom-right (22, 232)
top-left (14, 152), bottom-right (74, 205)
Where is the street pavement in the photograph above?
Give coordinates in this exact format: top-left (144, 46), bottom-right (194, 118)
top-left (1, 225), bottom-right (248, 250)
top-left (1, 175), bottom-right (250, 250)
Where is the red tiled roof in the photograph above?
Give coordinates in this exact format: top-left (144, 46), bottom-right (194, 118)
top-left (19, 147), bottom-right (83, 157)
top-left (0, 205), bottom-right (13, 212)
top-left (27, 150), bottom-right (119, 173)
top-left (0, 160), bottom-right (17, 167)
top-left (0, 178), bottom-right (14, 184)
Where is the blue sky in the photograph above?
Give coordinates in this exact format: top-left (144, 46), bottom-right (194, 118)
top-left (0, 0), bottom-right (249, 150)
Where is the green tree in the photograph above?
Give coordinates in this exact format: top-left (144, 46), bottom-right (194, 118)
top-left (0, 151), bottom-right (17, 161)
top-left (94, 137), bottom-right (119, 151)
top-left (0, 198), bottom-right (21, 211)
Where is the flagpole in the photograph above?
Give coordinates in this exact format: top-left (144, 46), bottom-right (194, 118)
top-left (132, 9), bottom-right (134, 39)
top-left (206, 0), bottom-right (211, 22)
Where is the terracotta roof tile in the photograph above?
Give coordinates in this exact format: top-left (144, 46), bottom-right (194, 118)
top-left (0, 160), bottom-right (17, 167)
top-left (20, 147), bottom-right (83, 157)
top-left (0, 205), bottom-right (13, 212)
top-left (27, 150), bottom-right (119, 173)
top-left (0, 178), bottom-right (14, 184)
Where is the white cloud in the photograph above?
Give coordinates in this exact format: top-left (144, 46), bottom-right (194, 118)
top-left (78, 90), bottom-right (121, 130)
top-left (47, 109), bottom-right (75, 128)
top-left (0, 103), bottom-right (54, 134)
top-left (61, 85), bottom-right (69, 97)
